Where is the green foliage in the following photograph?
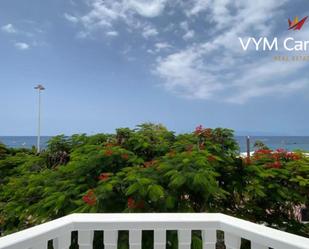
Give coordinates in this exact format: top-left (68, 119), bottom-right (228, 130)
top-left (235, 149), bottom-right (309, 235)
top-left (253, 140), bottom-right (270, 150)
top-left (0, 123), bottom-right (309, 243)
top-left (0, 143), bottom-right (9, 160)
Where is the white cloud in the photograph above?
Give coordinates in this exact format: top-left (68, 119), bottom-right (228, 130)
top-left (154, 0), bottom-right (309, 103)
top-left (163, 23), bottom-right (175, 32)
top-left (106, 30), bottom-right (119, 36)
top-left (155, 42), bottom-right (171, 51)
top-left (64, 13), bottom-right (79, 23)
top-left (2, 23), bottom-right (46, 50)
top-left (227, 81), bottom-right (308, 104)
top-left (1, 24), bottom-right (17, 34)
top-left (128, 0), bottom-right (167, 18)
top-left (142, 25), bottom-right (158, 38)
top-left (183, 30), bottom-right (195, 40)
top-left (179, 21), bottom-right (195, 40)
top-left (185, 0), bottom-right (210, 16)
top-left (66, 0), bottom-right (168, 37)
top-left (225, 60), bottom-right (307, 103)
top-left (65, 0), bottom-right (308, 103)
top-left (155, 46), bottom-right (223, 99)
top-left (79, 1), bottom-right (120, 30)
top-left (180, 21), bottom-right (189, 30)
top-left (148, 42), bottom-right (172, 53)
top-left (155, 44), bottom-right (308, 103)
top-left (14, 42), bottom-right (30, 50)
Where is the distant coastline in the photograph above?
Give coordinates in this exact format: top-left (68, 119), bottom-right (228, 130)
top-left (0, 136), bottom-right (51, 149)
top-left (1, 135), bottom-right (309, 153)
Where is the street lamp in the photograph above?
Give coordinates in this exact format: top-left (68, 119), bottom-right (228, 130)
top-left (34, 84), bottom-right (45, 153)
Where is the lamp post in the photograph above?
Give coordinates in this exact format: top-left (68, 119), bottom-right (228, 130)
top-left (34, 84), bottom-right (45, 153)
top-left (246, 136), bottom-right (250, 162)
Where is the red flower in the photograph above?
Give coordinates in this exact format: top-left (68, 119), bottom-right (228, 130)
top-left (286, 152), bottom-right (301, 161)
top-left (207, 155), bottom-right (216, 162)
top-left (199, 143), bottom-right (205, 150)
top-left (244, 157), bottom-right (251, 165)
top-left (144, 160), bottom-right (157, 168)
top-left (127, 197), bottom-right (144, 209)
top-left (255, 149), bottom-right (273, 155)
top-left (121, 154), bottom-right (129, 160)
top-left (135, 200), bottom-right (145, 209)
top-left (186, 144), bottom-right (194, 152)
top-left (82, 190), bottom-right (97, 206)
top-left (276, 148), bottom-right (286, 153)
top-left (253, 154), bottom-right (260, 160)
top-left (272, 153), bottom-right (281, 161)
top-left (267, 161), bottom-right (282, 169)
top-left (204, 128), bottom-right (212, 138)
top-left (104, 149), bottom-right (113, 156)
top-left (273, 161), bottom-right (281, 168)
top-left (144, 162), bottom-right (151, 168)
top-left (127, 197), bottom-right (135, 208)
top-left (98, 172), bottom-right (110, 181)
top-left (194, 125), bottom-right (203, 135)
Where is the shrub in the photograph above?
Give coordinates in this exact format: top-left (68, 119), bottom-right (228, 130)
top-left (0, 124), bottom-right (308, 241)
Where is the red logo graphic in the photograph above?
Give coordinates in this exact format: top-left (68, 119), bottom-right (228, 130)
top-left (288, 16), bottom-right (308, 30)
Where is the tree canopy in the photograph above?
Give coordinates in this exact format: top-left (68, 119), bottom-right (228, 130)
top-left (1, 123), bottom-right (309, 242)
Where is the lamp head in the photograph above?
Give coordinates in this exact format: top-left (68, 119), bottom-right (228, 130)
top-left (34, 84), bottom-right (45, 90)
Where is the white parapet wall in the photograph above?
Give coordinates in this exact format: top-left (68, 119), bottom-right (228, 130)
top-left (0, 213), bottom-right (309, 249)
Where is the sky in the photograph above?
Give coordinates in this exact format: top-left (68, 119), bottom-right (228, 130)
top-left (0, 0), bottom-right (309, 136)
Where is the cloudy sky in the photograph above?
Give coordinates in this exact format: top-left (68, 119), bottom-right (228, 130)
top-left (1, 0), bottom-right (309, 135)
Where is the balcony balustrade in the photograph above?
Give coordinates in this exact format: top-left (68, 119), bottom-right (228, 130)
top-left (0, 213), bottom-right (308, 249)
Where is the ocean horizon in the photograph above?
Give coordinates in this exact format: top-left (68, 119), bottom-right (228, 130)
top-left (1, 135), bottom-right (309, 153)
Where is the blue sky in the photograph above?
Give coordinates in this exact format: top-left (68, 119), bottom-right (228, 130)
top-left (1, 0), bottom-right (309, 136)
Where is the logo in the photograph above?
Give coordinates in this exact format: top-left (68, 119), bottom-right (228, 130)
top-left (288, 16), bottom-right (308, 30)
top-left (238, 15), bottom-right (309, 56)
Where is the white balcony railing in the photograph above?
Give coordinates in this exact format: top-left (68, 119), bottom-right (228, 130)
top-left (0, 213), bottom-right (309, 249)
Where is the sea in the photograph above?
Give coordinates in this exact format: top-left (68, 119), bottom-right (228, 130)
top-left (1, 136), bottom-right (309, 153)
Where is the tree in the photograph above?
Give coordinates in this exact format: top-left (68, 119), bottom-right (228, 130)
top-left (0, 123), bottom-right (309, 244)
